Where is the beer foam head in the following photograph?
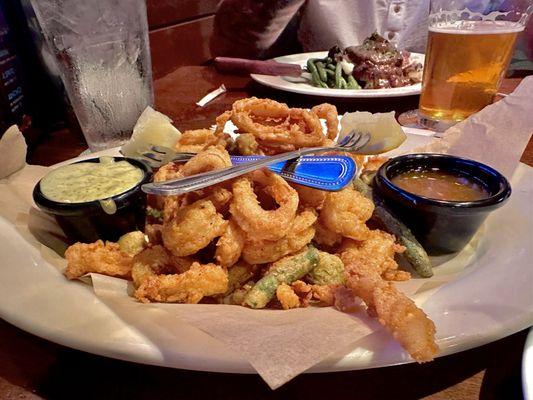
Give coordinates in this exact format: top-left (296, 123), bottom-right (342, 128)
top-left (429, 7), bottom-right (529, 32)
top-left (429, 20), bottom-right (525, 34)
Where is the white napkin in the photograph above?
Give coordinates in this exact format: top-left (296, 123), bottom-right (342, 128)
top-left (0, 125), bottom-right (27, 179)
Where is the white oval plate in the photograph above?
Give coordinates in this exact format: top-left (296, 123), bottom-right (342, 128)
top-left (251, 51), bottom-right (424, 98)
top-left (0, 148), bottom-right (532, 374)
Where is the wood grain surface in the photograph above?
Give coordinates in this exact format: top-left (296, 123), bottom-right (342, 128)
top-left (16, 67), bottom-right (533, 399)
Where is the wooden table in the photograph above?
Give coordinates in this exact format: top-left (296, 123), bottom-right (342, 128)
top-left (3, 67), bottom-right (530, 399)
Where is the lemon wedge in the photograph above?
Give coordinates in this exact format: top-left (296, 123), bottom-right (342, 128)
top-left (121, 106), bottom-right (181, 157)
top-left (339, 111), bottom-right (406, 154)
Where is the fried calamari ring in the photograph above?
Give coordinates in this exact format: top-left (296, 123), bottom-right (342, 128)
top-left (229, 98), bottom-right (326, 149)
top-left (241, 209), bottom-right (317, 264)
top-left (162, 199), bottom-right (228, 257)
top-left (157, 146), bottom-right (233, 216)
top-left (230, 170), bottom-right (298, 241)
top-left (319, 187), bottom-right (374, 241)
top-left (180, 145), bottom-right (232, 177)
top-left (153, 161), bottom-right (183, 182)
top-left (174, 129), bottom-right (217, 153)
top-left (131, 245), bottom-right (193, 288)
top-left (311, 103), bottom-right (339, 140)
top-left (214, 111), bottom-right (232, 136)
top-left (215, 219), bottom-right (246, 268)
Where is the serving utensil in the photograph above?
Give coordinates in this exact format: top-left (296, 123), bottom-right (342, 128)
top-left (214, 57), bottom-right (311, 83)
top-left (141, 130), bottom-right (370, 196)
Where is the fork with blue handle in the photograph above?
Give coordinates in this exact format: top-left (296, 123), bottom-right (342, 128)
top-left (139, 130), bottom-right (369, 196)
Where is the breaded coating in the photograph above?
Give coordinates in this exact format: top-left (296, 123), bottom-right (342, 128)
top-left (313, 220), bottom-right (343, 248)
top-left (64, 240), bottom-right (132, 280)
top-left (134, 262), bottom-right (228, 303)
top-left (241, 209), bottom-right (317, 265)
top-left (162, 199), bottom-right (228, 257)
top-left (339, 229), bottom-right (408, 280)
top-left (276, 283), bottom-right (300, 310)
top-left (292, 184), bottom-right (327, 209)
top-left (174, 129), bottom-right (228, 153)
top-left (145, 224), bottom-right (163, 245)
top-left (291, 280), bottom-right (313, 307)
top-left (131, 245), bottom-right (193, 288)
top-left (311, 285), bottom-right (362, 312)
top-left (320, 187), bottom-right (374, 241)
top-left (215, 219), bottom-right (246, 268)
top-left (153, 161), bottom-right (183, 182)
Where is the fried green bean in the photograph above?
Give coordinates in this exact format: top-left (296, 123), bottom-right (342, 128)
top-left (307, 58), bottom-right (319, 75)
top-left (334, 62), bottom-right (342, 88)
top-left (326, 63), bottom-right (336, 71)
top-left (347, 74), bottom-right (361, 89)
top-left (243, 246), bottom-right (319, 309)
top-left (339, 76), bottom-right (347, 89)
top-left (353, 178), bottom-right (434, 278)
top-left (307, 251), bottom-right (346, 285)
top-left (315, 61), bottom-right (328, 82)
top-left (118, 231), bottom-right (147, 256)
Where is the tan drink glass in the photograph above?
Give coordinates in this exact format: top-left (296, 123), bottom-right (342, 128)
top-left (418, 0), bottom-right (531, 131)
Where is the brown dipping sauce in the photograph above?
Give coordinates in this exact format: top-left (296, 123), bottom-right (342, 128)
top-left (391, 169), bottom-right (490, 201)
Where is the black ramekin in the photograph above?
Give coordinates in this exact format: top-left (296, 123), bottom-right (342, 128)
top-left (374, 153), bottom-right (511, 255)
top-left (33, 157), bottom-right (152, 244)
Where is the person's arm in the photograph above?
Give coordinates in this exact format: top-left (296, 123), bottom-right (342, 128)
top-left (210, 0), bottom-right (306, 59)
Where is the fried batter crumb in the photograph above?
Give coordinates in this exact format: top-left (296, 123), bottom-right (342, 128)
top-left (276, 283), bottom-right (300, 310)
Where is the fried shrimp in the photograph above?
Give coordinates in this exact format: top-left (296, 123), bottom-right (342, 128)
top-left (215, 219), bottom-right (246, 267)
top-left (311, 103), bottom-right (339, 140)
top-left (320, 187), bottom-right (374, 241)
top-left (64, 240), bottom-right (132, 280)
top-left (134, 262), bottom-right (228, 303)
top-left (162, 199), bottom-right (228, 257)
top-left (241, 209), bottom-right (317, 264)
top-left (340, 236), bottom-right (437, 362)
top-left (230, 170), bottom-right (298, 241)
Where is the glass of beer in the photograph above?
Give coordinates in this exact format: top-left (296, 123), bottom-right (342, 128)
top-left (418, 0), bottom-right (532, 131)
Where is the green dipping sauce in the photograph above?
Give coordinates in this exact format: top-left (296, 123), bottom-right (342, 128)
top-left (40, 159), bottom-right (144, 203)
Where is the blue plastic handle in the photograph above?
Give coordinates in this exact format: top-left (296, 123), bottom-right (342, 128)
top-left (229, 155), bottom-right (356, 191)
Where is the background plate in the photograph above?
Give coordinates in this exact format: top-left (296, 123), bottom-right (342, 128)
top-left (251, 51), bottom-right (424, 98)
